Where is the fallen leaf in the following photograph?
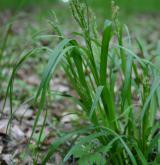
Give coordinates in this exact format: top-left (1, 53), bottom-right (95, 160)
top-left (11, 125), bottom-right (24, 141)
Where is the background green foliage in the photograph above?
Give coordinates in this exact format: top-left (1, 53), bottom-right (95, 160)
top-left (0, 0), bottom-right (57, 10)
top-left (1, 0), bottom-right (160, 13)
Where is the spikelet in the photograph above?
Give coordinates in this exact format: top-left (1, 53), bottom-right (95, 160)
top-left (70, 0), bottom-right (89, 33)
top-left (111, 1), bottom-right (120, 21)
top-left (48, 11), bottom-right (63, 37)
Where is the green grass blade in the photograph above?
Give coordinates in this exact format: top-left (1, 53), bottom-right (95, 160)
top-left (89, 86), bottom-right (103, 119)
top-left (42, 126), bottom-right (95, 164)
top-left (100, 20), bottom-right (112, 85)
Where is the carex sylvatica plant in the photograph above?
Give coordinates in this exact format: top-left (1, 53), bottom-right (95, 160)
top-left (3, 0), bottom-right (160, 164)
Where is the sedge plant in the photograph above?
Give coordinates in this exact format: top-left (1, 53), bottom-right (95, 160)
top-left (40, 1), bottom-right (160, 164)
top-left (3, 0), bottom-right (160, 164)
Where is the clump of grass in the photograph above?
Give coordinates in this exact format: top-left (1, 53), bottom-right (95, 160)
top-left (3, 0), bottom-right (160, 164)
top-left (40, 1), bottom-right (160, 164)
